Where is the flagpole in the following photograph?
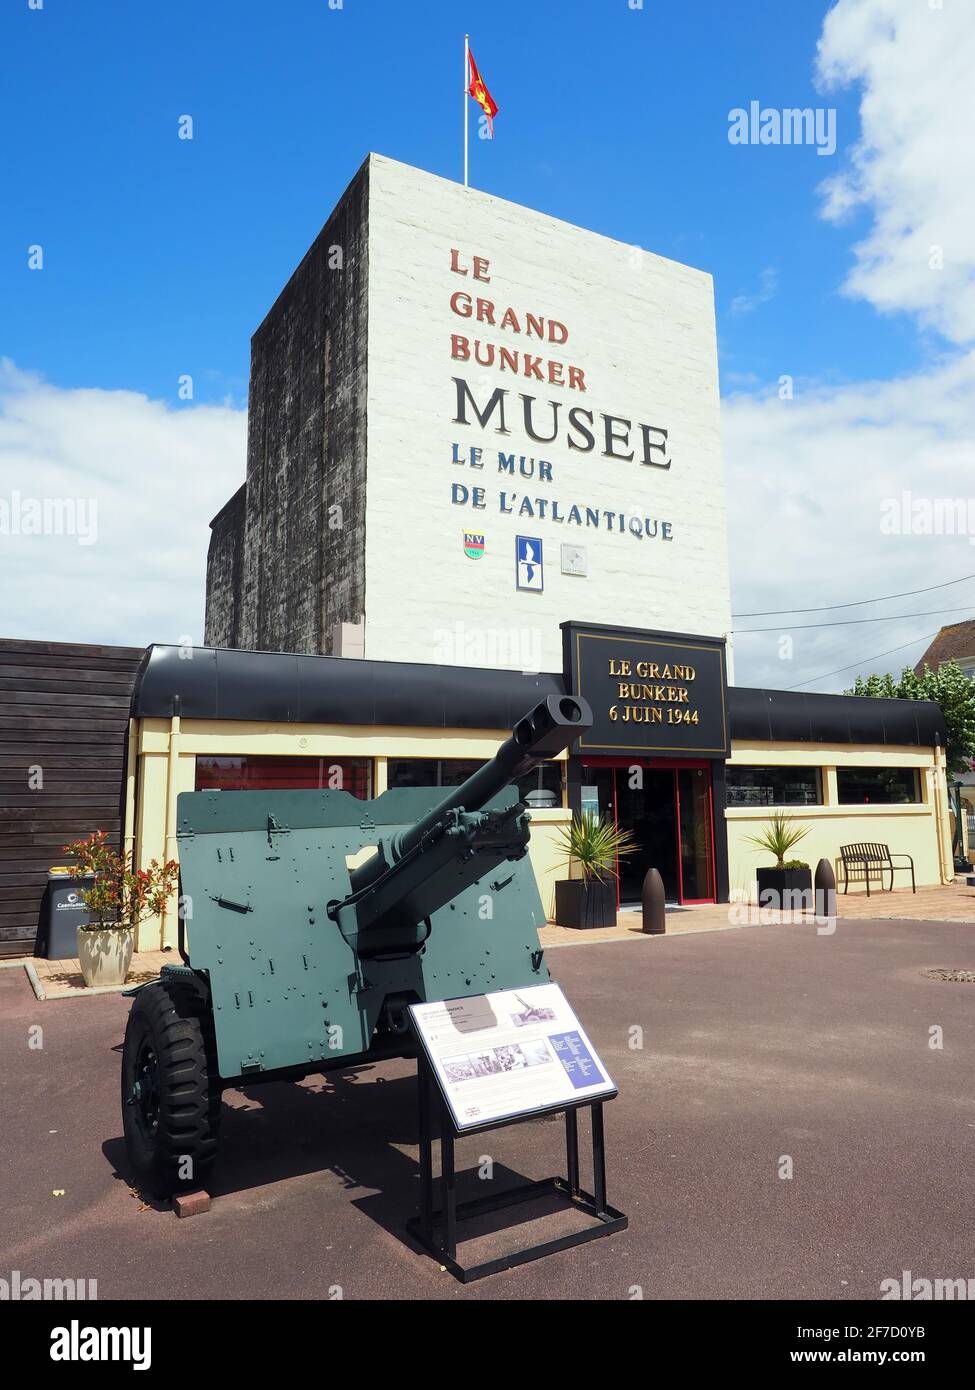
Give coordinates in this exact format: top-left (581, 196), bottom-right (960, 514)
top-left (463, 33), bottom-right (470, 188)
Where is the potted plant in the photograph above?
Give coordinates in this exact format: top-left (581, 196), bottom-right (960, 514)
top-left (745, 812), bottom-right (812, 908)
top-left (553, 812), bottom-right (636, 929)
top-left (62, 831), bottom-right (180, 987)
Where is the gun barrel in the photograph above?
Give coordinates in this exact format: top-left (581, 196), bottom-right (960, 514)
top-left (348, 693), bottom-right (592, 898)
top-left (396, 693), bottom-right (590, 857)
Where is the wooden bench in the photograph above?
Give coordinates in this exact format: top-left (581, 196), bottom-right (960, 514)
top-left (839, 842), bottom-right (916, 896)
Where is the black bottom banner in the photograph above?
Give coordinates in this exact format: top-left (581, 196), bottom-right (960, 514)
top-left (3, 1298), bottom-right (962, 1374)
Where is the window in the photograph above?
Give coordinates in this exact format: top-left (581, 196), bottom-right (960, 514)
top-left (195, 755), bottom-right (372, 799)
top-left (386, 757), bottom-right (563, 806)
top-left (726, 766), bottom-right (822, 807)
top-left (387, 758), bottom-right (482, 790)
top-left (836, 767), bottom-right (920, 805)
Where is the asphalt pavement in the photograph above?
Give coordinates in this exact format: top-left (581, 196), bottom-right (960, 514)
top-left (1, 915), bottom-right (972, 1300)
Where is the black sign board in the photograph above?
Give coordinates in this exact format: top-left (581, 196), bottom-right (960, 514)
top-left (561, 621), bottom-right (730, 758)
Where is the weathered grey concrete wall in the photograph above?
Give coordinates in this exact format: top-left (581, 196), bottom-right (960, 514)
top-left (205, 484), bottom-right (246, 647)
top-left (204, 158), bottom-right (369, 654)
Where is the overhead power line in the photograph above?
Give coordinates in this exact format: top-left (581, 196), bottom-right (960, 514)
top-left (736, 603), bottom-right (975, 634)
top-left (783, 630), bottom-right (940, 691)
top-left (732, 570), bottom-right (975, 618)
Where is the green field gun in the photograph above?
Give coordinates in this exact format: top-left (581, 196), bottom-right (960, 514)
top-left (120, 693), bottom-right (592, 1194)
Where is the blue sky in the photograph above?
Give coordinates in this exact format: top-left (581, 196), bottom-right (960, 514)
top-left (1, 0), bottom-right (917, 401)
top-left (2, 0), bottom-right (974, 689)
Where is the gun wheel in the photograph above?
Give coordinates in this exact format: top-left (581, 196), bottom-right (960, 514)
top-left (121, 977), bottom-right (221, 1197)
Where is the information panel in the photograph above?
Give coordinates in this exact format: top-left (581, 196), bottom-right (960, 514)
top-left (562, 620), bottom-right (729, 757)
top-left (409, 983), bottom-right (616, 1132)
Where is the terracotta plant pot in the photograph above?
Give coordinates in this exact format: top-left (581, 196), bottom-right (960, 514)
top-left (76, 925), bottom-right (134, 987)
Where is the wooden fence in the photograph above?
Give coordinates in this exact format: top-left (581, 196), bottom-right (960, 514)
top-left (0, 638), bottom-right (144, 957)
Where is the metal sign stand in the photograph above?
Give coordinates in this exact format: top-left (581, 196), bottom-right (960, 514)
top-left (407, 1054), bottom-right (627, 1283)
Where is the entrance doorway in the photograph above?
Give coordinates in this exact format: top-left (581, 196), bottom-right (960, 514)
top-left (579, 761), bottom-right (716, 905)
top-left (615, 769), bottom-right (677, 901)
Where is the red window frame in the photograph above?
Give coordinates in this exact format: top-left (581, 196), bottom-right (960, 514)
top-left (194, 755), bottom-right (373, 799)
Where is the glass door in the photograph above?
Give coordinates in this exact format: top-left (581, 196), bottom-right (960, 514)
top-left (614, 769), bottom-right (679, 902)
top-left (676, 767), bottom-right (715, 902)
top-left (578, 760), bottom-right (716, 906)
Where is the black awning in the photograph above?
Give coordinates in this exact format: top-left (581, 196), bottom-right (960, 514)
top-left (131, 644), bottom-right (563, 731)
top-left (132, 644), bottom-right (947, 749)
top-left (727, 685), bottom-right (946, 749)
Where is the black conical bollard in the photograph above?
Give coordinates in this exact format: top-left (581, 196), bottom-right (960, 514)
top-left (642, 866), bottom-right (666, 935)
top-left (814, 857), bottom-right (836, 920)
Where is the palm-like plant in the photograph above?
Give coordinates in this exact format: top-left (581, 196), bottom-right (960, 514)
top-left (556, 811), bottom-right (637, 882)
top-left (744, 811), bottom-right (808, 869)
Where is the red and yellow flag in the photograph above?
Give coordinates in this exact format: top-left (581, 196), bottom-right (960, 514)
top-left (467, 46), bottom-right (498, 136)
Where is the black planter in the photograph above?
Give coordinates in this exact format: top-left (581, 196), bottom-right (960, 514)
top-left (554, 878), bottom-right (617, 930)
top-left (756, 866), bottom-right (813, 910)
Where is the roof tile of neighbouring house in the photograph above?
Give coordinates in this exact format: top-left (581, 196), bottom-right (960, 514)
top-left (915, 619), bottom-right (975, 674)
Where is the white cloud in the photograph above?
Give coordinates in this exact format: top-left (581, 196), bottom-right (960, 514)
top-left (720, 1), bottom-right (975, 693)
top-left (816, 0), bottom-right (975, 343)
top-left (0, 361), bottom-right (245, 646)
top-left (724, 353), bottom-right (975, 690)
top-left (730, 267), bottom-right (779, 316)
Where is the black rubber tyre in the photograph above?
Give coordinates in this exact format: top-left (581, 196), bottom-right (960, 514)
top-left (121, 976), bottom-right (221, 1196)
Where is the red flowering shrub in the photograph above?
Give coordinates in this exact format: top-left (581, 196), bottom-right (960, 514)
top-left (62, 831), bottom-right (179, 932)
